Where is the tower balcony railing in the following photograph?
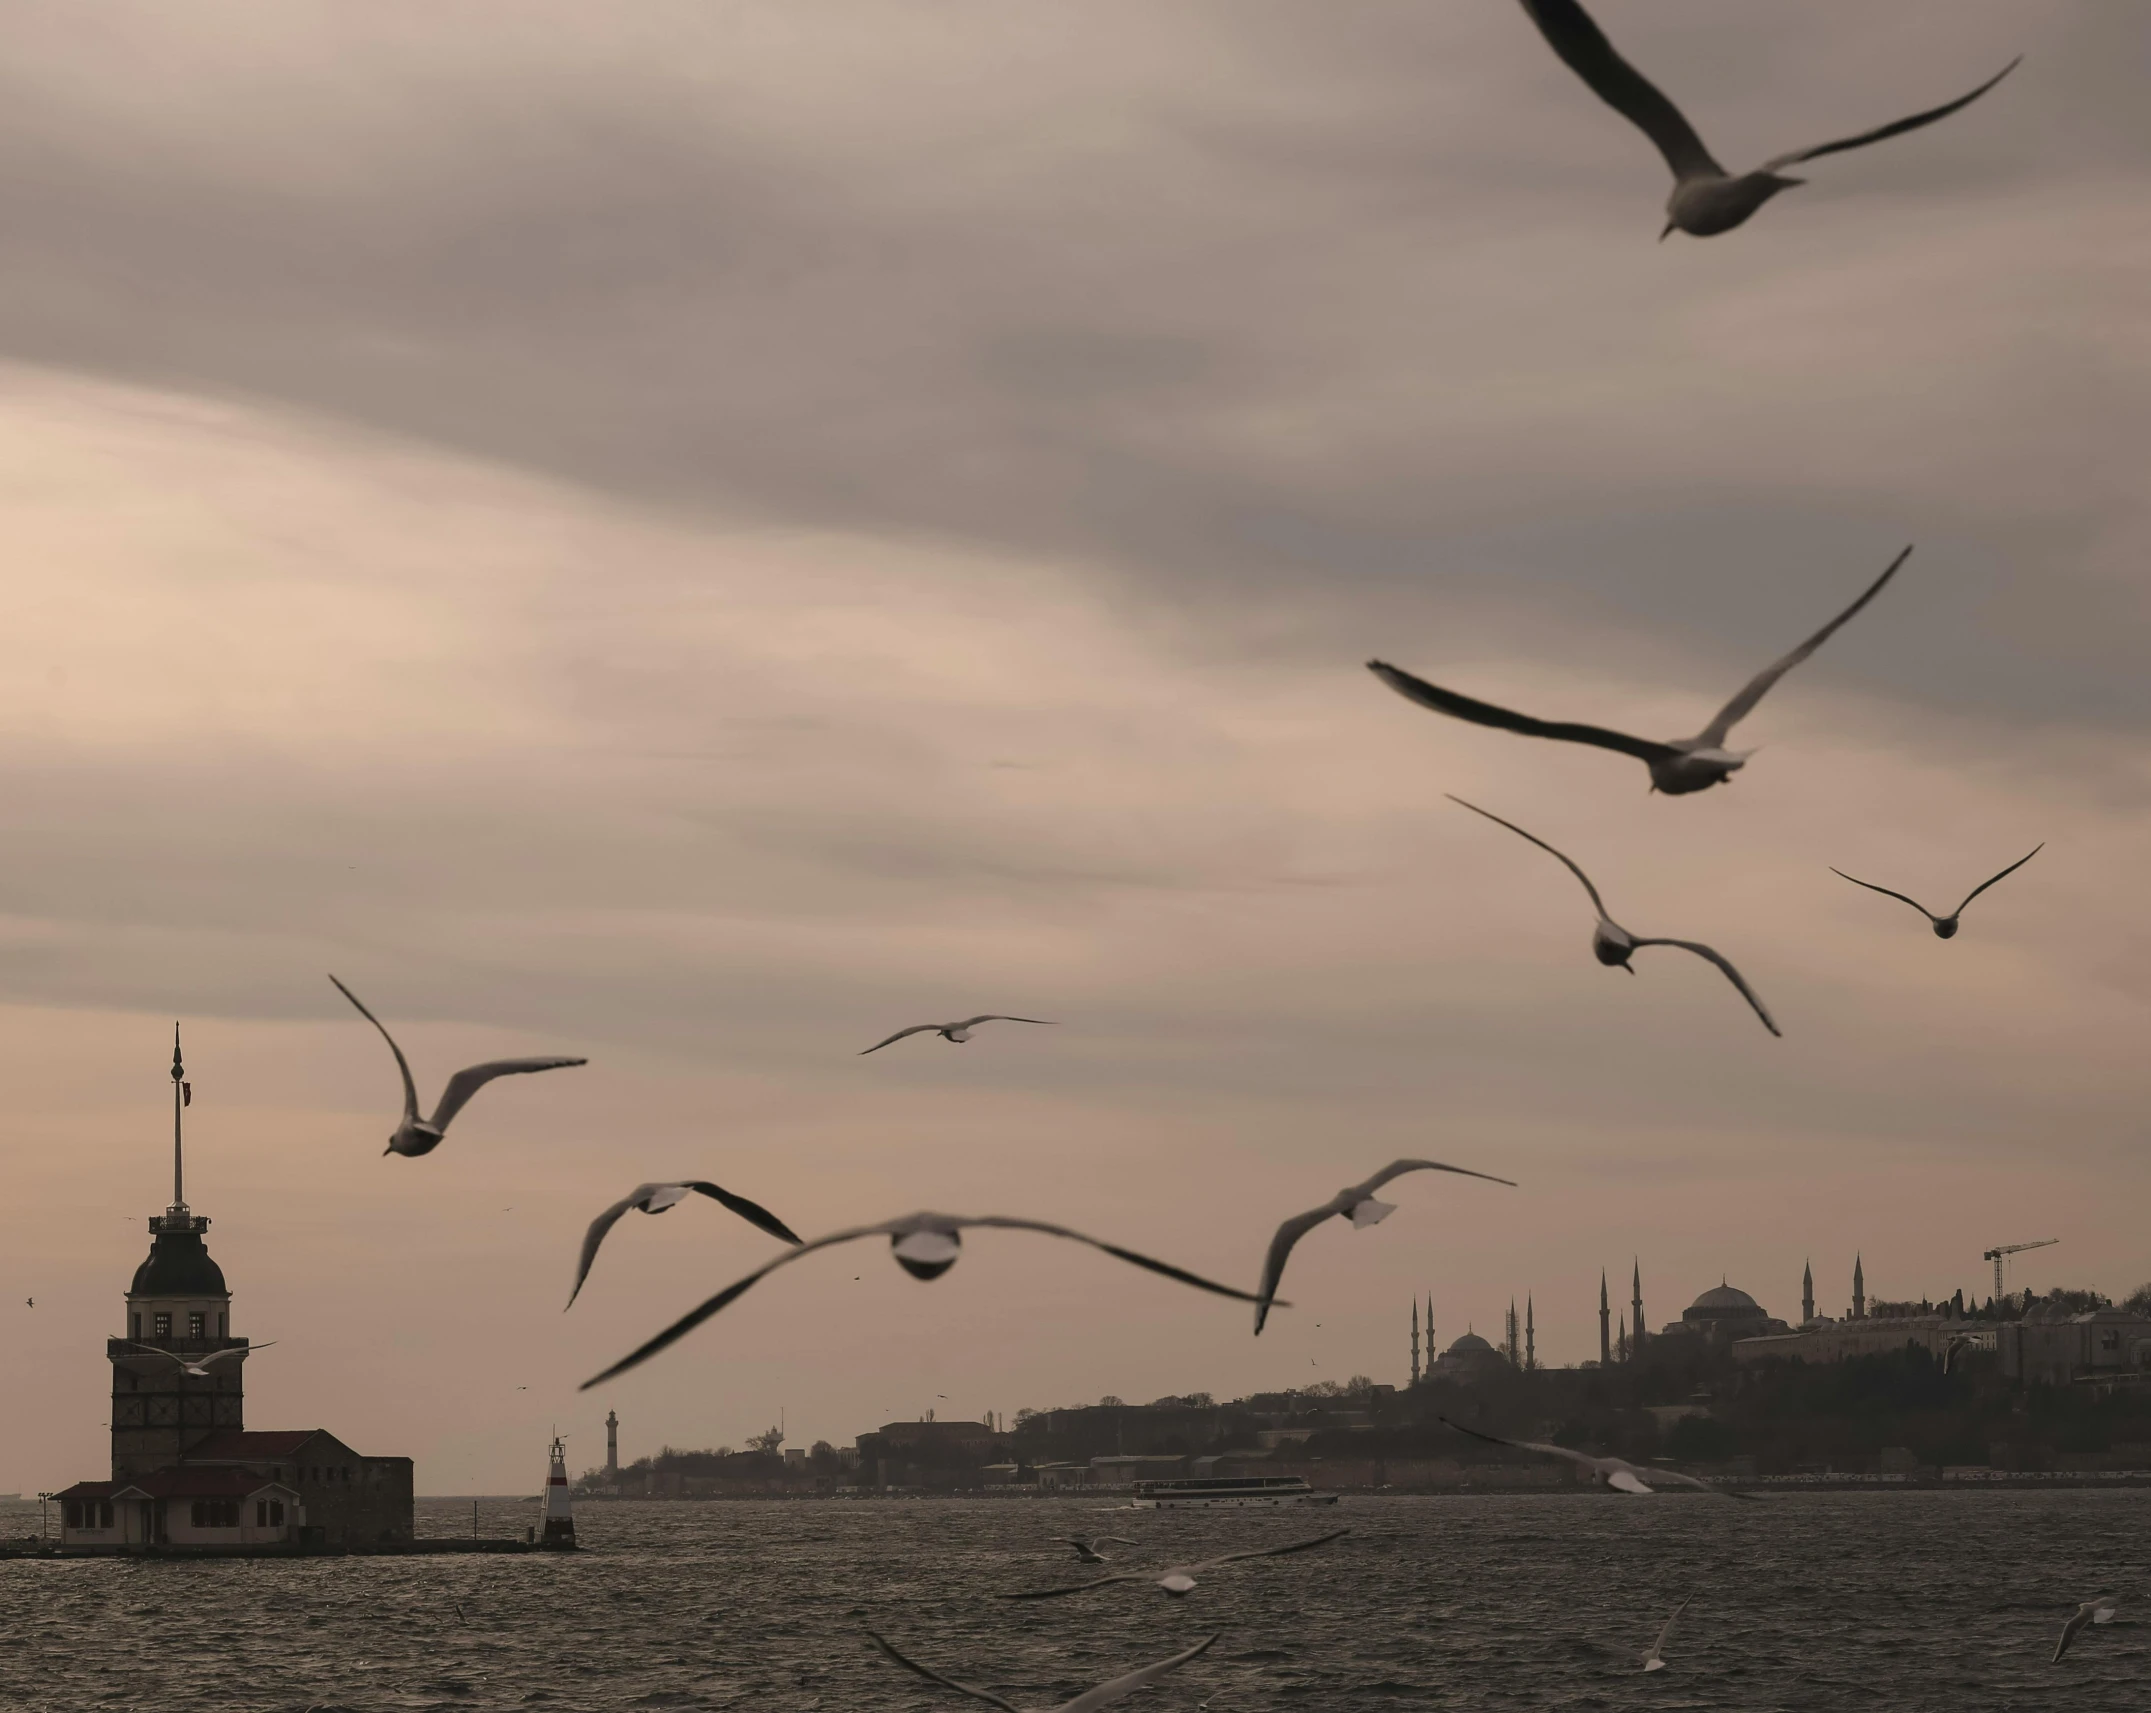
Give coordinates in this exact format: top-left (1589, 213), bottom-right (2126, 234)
top-left (108, 1335), bottom-right (252, 1358)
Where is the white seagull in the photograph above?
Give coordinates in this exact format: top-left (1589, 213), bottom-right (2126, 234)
top-left (1449, 798), bottom-right (1779, 1037)
top-left (583, 1212), bottom-right (1272, 1388)
top-left (120, 1341), bottom-right (275, 1379)
top-left (2054, 1596), bottom-right (2119, 1665)
top-left (859, 1015), bottom-right (1057, 1055)
top-left (1517, 0), bottom-right (2019, 239)
top-left (1443, 1418), bottom-right (1758, 1500)
top-left (329, 975), bottom-right (587, 1157)
top-left (867, 1631), bottom-right (1215, 1713)
top-left (1643, 1597), bottom-right (1691, 1671)
top-left (1369, 547), bottom-right (1909, 796)
top-left (1254, 1159), bottom-right (1516, 1335)
top-left (1056, 1535), bottom-right (1136, 1564)
top-left (565, 1181), bottom-right (805, 1309)
top-left (1830, 844), bottom-right (2042, 939)
top-left (1003, 1527), bottom-right (1350, 1601)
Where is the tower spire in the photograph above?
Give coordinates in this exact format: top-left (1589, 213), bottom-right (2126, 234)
top-left (1599, 1270), bottom-right (1611, 1367)
top-left (1802, 1258), bottom-right (1814, 1325)
top-left (1525, 1295), bottom-right (1536, 1371)
top-left (1631, 1258), bottom-right (1645, 1355)
top-left (1410, 1298), bottom-right (1421, 1386)
top-left (170, 1023), bottom-right (188, 1215)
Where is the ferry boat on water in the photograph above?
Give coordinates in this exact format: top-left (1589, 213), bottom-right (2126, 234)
top-left (1130, 1475), bottom-right (1338, 1509)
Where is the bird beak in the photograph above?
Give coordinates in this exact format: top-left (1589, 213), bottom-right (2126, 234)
top-left (1658, 221), bottom-right (1676, 242)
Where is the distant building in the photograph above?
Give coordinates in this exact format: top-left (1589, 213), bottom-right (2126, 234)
top-left (1998, 1308), bottom-right (2151, 1386)
top-left (1426, 1330), bottom-right (1509, 1385)
top-left (53, 1032), bottom-right (412, 1552)
top-left (1731, 1315), bottom-right (1959, 1368)
top-left (1658, 1282), bottom-right (1792, 1346)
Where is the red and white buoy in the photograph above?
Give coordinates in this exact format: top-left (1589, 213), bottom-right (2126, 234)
top-left (538, 1434), bottom-right (577, 1550)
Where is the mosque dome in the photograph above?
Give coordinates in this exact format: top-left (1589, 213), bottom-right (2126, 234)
top-left (129, 1220), bottom-right (229, 1298)
top-left (1683, 1283), bottom-right (1766, 1322)
top-left (1446, 1331), bottom-right (1495, 1354)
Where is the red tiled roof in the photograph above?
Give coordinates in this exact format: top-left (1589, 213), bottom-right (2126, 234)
top-left (180, 1430), bottom-right (325, 1461)
top-left (115, 1468), bottom-right (295, 1500)
top-left (52, 1481), bottom-right (118, 1500)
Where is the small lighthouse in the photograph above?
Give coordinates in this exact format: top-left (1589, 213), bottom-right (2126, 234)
top-left (538, 1434), bottom-right (577, 1550)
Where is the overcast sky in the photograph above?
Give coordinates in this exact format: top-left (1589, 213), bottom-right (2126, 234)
top-left (4, 2), bottom-right (2146, 1493)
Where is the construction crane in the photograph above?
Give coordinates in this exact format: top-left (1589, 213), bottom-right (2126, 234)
top-left (1983, 1239), bottom-right (2057, 1301)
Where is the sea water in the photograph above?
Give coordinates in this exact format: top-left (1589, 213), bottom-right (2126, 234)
top-left (1, 1491), bottom-right (2142, 1710)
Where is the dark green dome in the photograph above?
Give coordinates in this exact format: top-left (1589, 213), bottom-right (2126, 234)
top-left (130, 1220), bottom-right (228, 1298)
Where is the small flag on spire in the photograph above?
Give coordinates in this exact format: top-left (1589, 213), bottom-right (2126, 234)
top-left (182, 1083), bottom-right (192, 1107)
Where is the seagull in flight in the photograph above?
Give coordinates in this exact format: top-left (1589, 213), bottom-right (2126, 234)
top-left (2054, 1596), bottom-right (2118, 1664)
top-left (1444, 1418), bottom-right (1756, 1499)
top-left (1003, 1528), bottom-right (1350, 1600)
top-left (859, 1016), bottom-right (1056, 1055)
top-left (1830, 845), bottom-right (2042, 939)
top-left (1369, 547), bottom-right (1909, 795)
top-left (1449, 798), bottom-right (1779, 1036)
top-left (1254, 1159), bottom-right (1516, 1335)
top-left (329, 975), bottom-right (586, 1157)
top-left (583, 1213), bottom-right (1271, 1388)
top-left (1643, 1597), bottom-right (1691, 1671)
top-left (120, 1341), bottom-right (275, 1379)
top-left (1517, 0), bottom-right (2019, 239)
top-left (867, 1630), bottom-right (1215, 1712)
top-left (1055, 1535), bottom-right (1136, 1565)
top-left (565, 1181), bottom-right (805, 1309)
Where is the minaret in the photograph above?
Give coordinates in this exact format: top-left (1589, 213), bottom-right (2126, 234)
top-left (1802, 1260), bottom-right (1815, 1325)
top-left (1599, 1271), bottom-right (1611, 1367)
top-left (111, 1027), bottom-right (248, 1480)
top-left (1525, 1297), bottom-right (1536, 1371)
top-left (1410, 1300), bottom-right (1421, 1386)
top-left (1852, 1255), bottom-right (1865, 1320)
top-left (1615, 1312), bottom-right (1628, 1364)
top-left (1505, 1299), bottom-right (1520, 1367)
top-left (1631, 1260), bottom-right (1646, 1355)
top-left (606, 1410), bottom-right (620, 1475)
top-left (1426, 1295), bottom-right (1435, 1362)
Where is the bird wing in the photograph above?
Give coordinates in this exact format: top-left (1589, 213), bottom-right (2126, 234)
top-left (1696, 547), bottom-right (1911, 746)
top-left (329, 974), bottom-right (421, 1127)
top-left (954, 1016), bottom-right (1057, 1028)
top-left (1515, 0), bottom-right (1721, 180)
top-left (999, 1570), bottom-right (1142, 1602)
top-left (962, 1217), bottom-right (1268, 1305)
top-left (858, 1024), bottom-right (941, 1055)
top-left (1951, 843), bottom-right (2043, 918)
top-left (1606, 1468), bottom-right (1655, 1494)
top-left (2055, 1604), bottom-right (2093, 1663)
top-left (116, 1341), bottom-right (184, 1369)
top-left (430, 1057), bottom-right (587, 1133)
top-left (864, 1632), bottom-right (1022, 1713)
top-left (1646, 1466), bottom-right (1760, 1500)
top-left (196, 1342), bottom-right (271, 1369)
top-left (566, 1187), bottom-right (659, 1310)
top-left (1057, 1635), bottom-right (1218, 1713)
top-left (1828, 869), bottom-right (1939, 925)
top-left (1252, 1198), bottom-right (1351, 1336)
top-left (685, 1182), bottom-right (806, 1247)
top-left (1651, 1596), bottom-right (1691, 1660)
top-left (1359, 1158), bottom-right (1520, 1194)
top-left (1439, 1416), bottom-right (1588, 1467)
top-left (1370, 662), bottom-right (1677, 765)
top-left (1763, 58), bottom-right (2021, 171)
top-left (580, 1223), bottom-right (895, 1388)
top-left (1447, 796), bottom-right (1613, 920)
top-left (1192, 1527), bottom-right (1351, 1572)
top-left (1630, 939), bottom-right (1781, 1037)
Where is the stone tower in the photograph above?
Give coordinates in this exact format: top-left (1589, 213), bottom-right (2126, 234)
top-left (109, 1029), bottom-right (250, 1481)
top-left (1598, 1270), bottom-right (1610, 1367)
top-left (1802, 1259), bottom-right (1814, 1325)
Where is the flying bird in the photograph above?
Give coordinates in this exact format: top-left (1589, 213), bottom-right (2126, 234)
top-left (329, 975), bottom-right (586, 1157)
top-left (583, 1213), bottom-right (1271, 1388)
top-left (120, 1341), bottom-right (275, 1379)
top-left (1830, 845), bottom-right (2042, 939)
top-left (1253, 1159), bottom-right (1516, 1335)
top-left (867, 1630), bottom-right (1215, 1713)
top-left (1644, 1597), bottom-right (1691, 1671)
top-left (1056, 1535), bottom-right (1136, 1565)
top-left (1941, 1335), bottom-right (1974, 1376)
top-left (1369, 547), bottom-right (1909, 795)
top-left (1003, 1528), bottom-right (1350, 1600)
top-left (2054, 1596), bottom-right (2118, 1664)
top-left (1517, 0), bottom-right (2019, 238)
top-left (1449, 798), bottom-right (1779, 1036)
top-left (566, 1181), bottom-right (803, 1309)
top-left (859, 1016), bottom-right (1057, 1054)
top-left (1443, 1418), bottom-right (1756, 1499)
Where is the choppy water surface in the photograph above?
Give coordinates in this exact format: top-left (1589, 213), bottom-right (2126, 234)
top-left (2, 1491), bottom-right (2145, 1710)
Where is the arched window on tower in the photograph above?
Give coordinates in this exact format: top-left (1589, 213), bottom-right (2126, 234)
top-left (153, 1312), bottom-right (171, 1339)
